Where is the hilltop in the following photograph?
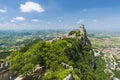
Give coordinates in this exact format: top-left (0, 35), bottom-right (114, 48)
top-left (8, 25), bottom-right (111, 80)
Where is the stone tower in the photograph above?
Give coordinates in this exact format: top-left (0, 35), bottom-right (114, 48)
top-left (79, 24), bottom-right (86, 37)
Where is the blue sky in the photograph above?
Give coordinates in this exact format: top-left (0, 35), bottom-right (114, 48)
top-left (0, 0), bottom-right (120, 31)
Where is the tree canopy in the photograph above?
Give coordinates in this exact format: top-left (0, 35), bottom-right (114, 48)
top-left (8, 37), bottom-right (111, 80)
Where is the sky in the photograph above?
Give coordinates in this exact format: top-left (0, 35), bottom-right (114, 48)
top-left (0, 0), bottom-right (120, 31)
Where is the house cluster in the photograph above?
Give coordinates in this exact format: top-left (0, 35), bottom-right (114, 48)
top-left (102, 48), bottom-right (119, 55)
top-left (94, 47), bottom-right (120, 57)
top-left (53, 34), bottom-right (67, 41)
top-left (105, 54), bottom-right (117, 70)
top-left (93, 46), bottom-right (120, 72)
top-left (47, 24), bottom-right (87, 43)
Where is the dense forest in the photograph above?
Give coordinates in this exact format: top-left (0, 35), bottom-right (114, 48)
top-left (8, 29), bottom-right (111, 80)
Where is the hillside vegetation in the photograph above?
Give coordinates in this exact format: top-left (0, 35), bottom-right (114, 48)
top-left (8, 26), bottom-right (111, 80)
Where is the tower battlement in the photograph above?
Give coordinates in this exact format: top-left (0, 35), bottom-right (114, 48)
top-left (79, 24), bottom-right (86, 37)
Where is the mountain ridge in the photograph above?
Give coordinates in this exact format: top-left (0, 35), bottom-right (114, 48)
top-left (8, 25), bottom-right (111, 80)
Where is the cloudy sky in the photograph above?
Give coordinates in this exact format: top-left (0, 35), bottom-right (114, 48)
top-left (0, 0), bottom-right (120, 31)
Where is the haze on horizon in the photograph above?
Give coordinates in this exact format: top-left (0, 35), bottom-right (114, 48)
top-left (0, 0), bottom-right (120, 32)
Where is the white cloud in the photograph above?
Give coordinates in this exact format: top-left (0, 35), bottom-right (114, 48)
top-left (58, 20), bottom-right (62, 23)
top-left (93, 19), bottom-right (98, 22)
top-left (76, 19), bottom-right (85, 24)
top-left (1, 22), bottom-right (15, 27)
top-left (0, 8), bottom-right (7, 13)
top-left (47, 22), bottom-right (51, 25)
top-left (14, 17), bottom-right (25, 21)
top-left (0, 22), bottom-right (27, 30)
top-left (31, 19), bottom-right (40, 22)
top-left (11, 17), bottom-right (25, 22)
top-left (20, 1), bottom-right (44, 13)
